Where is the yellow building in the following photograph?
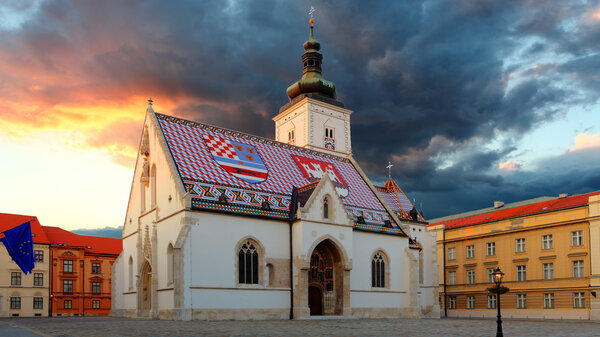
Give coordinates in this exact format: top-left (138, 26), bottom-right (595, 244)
top-left (429, 191), bottom-right (600, 320)
top-left (0, 214), bottom-right (50, 317)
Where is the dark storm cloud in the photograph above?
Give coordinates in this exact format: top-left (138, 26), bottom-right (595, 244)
top-left (2, 0), bottom-right (599, 218)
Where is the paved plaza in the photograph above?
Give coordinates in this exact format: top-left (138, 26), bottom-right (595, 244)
top-left (1, 316), bottom-right (599, 337)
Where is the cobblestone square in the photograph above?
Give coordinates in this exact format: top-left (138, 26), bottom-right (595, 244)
top-left (1, 317), bottom-right (600, 337)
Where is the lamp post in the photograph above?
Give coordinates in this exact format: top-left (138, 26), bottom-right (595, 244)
top-left (493, 267), bottom-right (504, 337)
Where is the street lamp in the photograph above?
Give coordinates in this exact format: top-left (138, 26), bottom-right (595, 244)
top-left (493, 267), bottom-right (504, 337)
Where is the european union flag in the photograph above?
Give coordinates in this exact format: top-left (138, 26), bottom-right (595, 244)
top-left (1, 221), bottom-right (35, 274)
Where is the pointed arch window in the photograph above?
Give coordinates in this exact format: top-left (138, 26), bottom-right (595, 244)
top-left (323, 197), bottom-right (329, 219)
top-left (167, 244), bottom-right (174, 285)
top-left (128, 257), bottom-right (134, 290)
top-left (238, 240), bottom-right (259, 284)
top-left (372, 252), bottom-right (386, 288)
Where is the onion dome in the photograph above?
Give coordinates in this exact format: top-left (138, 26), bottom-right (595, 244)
top-left (286, 18), bottom-right (340, 105)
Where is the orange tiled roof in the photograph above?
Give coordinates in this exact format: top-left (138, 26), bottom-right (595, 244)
top-left (0, 213), bottom-right (49, 244)
top-left (42, 226), bottom-right (122, 255)
top-left (429, 191), bottom-right (600, 230)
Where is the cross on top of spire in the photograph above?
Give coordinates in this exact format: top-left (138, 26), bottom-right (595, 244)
top-left (386, 161), bottom-right (393, 179)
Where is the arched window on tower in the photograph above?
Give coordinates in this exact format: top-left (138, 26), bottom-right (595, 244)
top-left (167, 244), bottom-right (174, 285)
top-left (372, 251), bottom-right (386, 288)
top-left (150, 164), bottom-right (157, 207)
top-left (128, 256), bottom-right (134, 290)
top-left (323, 197), bottom-right (329, 219)
top-left (238, 240), bottom-right (260, 284)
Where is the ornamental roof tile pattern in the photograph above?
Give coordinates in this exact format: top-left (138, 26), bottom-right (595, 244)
top-left (429, 191), bottom-right (600, 230)
top-left (0, 213), bottom-right (49, 244)
top-left (156, 113), bottom-right (397, 229)
top-left (42, 226), bottom-right (122, 255)
top-left (375, 179), bottom-right (424, 222)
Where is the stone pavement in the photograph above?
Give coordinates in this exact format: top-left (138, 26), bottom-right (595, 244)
top-left (1, 316), bottom-right (600, 337)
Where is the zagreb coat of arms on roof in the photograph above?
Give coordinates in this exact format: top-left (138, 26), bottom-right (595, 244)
top-left (202, 134), bottom-right (269, 184)
top-left (292, 155), bottom-right (349, 197)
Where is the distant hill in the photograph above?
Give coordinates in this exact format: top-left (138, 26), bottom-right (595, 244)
top-left (71, 226), bottom-right (122, 239)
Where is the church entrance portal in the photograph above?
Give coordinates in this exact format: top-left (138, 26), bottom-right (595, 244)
top-left (308, 240), bottom-right (343, 315)
top-left (141, 261), bottom-right (152, 312)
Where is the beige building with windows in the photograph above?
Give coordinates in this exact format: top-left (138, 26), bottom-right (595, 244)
top-left (429, 191), bottom-right (600, 320)
top-left (0, 214), bottom-right (50, 317)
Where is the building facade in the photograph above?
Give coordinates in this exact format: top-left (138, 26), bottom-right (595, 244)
top-left (44, 226), bottom-right (122, 317)
top-left (111, 21), bottom-right (439, 320)
top-left (429, 192), bottom-right (600, 320)
top-left (0, 214), bottom-right (50, 317)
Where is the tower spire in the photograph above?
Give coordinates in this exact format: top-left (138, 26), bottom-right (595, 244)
top-left (285, 15), bottom-right (341, 106)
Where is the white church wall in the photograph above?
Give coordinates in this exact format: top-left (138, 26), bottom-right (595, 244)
top-left (274, 101), bottom-right (308, 147)
top-left (184, 211), bottom-right (291, 311)
top-left (307, 100), bottom-right (352, 155)
top-left (350, 231), bottom-right (409, 310)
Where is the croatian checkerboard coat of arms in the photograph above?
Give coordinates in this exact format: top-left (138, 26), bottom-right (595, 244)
top-left (202, 134), bottom-right (268, 184)
top-left (292, 155), bottom-right (349, 197)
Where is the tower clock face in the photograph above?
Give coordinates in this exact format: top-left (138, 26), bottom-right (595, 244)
top-left (324, 137), bottom-right (335, 150)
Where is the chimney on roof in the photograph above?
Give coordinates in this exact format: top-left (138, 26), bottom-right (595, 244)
top-left (494, 201), bottom-right (504, 209)
top-left (559, 193), bottom-right (568, 198)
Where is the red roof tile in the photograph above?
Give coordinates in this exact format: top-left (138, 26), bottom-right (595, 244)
top-left (42, 226), bottom-right (122, 255)
top-left (429, 191), bottom-right (600, 229)
top-left (0, 213), bottom-right (49, 244)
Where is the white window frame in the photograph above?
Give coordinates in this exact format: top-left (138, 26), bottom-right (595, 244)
top-left (573, 292), bottom-right (585, 308)
top-left (571, 231), bottom-right (583, 246)
top-left (517, 294), bottom-right (527, 309)
top-left (467, 269), bottom-right (475, 285)
top-left (543, 263), bottom-right (554, 280)
top-left (448, 247), bottom-right (456, 261)
top-left (544, 293), bottom-right (554, 309)
top-left (516, 238), bottom-right (525, 252)
top-left (466, 245), bottom-right (474, 258)
top-left (449, 296), bottom-right (456, 309)
top-left (486, 242), bottom-right (495, 256)
top-left (467, 296), bottom-right (475, 309)
top-left (448, 271), bottom-right (456, 285)
top-left (488, 295), bottom-right (497, 309)
top-left (487, 268), bottom-right (495, 283)
top-left (542, 235), bottom-right (553, 249)
top-left (517, 265), bottom-right (526, 281)
top-left (572, 260), bottom-right (584, 278)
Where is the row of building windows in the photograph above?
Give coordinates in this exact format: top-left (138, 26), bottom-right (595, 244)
top-left (10, 272), bottom-right (44, 286)
top-left (61, 260), bottom-right (102, 273)
top-left (448, 231), bottom-right (584, 260)
top-left (9, 297), bottom-right (44, 309)
top-left (447, 260), bottom-right (585, 285)
top-left (60, 280), bottom-right (102, 294)
top-left (448, 292), bottom-right (586, 309)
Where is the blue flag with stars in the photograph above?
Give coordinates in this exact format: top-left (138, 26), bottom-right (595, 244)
top-left (1, 221), bottom-right (35, 274)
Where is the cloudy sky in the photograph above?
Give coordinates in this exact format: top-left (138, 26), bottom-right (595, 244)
top-left (1, 0), bottom-right (599, 230)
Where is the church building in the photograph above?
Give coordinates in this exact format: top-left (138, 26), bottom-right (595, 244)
top-left (111, 20), bottom-right (439, 320)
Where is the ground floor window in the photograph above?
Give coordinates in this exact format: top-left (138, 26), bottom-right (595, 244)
top-left (467, 296), bottom-right (475, 309)
top-left (92, 300), bottom-right (100, 309)
top-left (573, 292), bottom-right (585, 308)
top-left (517, 294), bottom-right (527, 309)
top-left (64, 300), bottom-right (72, 309)
top-left (449, 296), bottom-right (456, 309)
top-left (10, 297), bottom-right (21, 309)
top-left (487, 295), bottom-right (496, 309)
top-left (544, 293), bottom-right (554, 309)
top-left (33, 297), bottom-right (43, 309)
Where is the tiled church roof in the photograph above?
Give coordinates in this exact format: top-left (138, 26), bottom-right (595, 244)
top-left (156, 113), bottom-right (404, 234)
top-left (375, 179), bottom-right (425, 222)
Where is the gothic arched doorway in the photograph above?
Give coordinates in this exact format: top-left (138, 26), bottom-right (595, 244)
top-left (141, 261), bottom-right (152, 312)
top-left (308, 240), bottom-right (343, 315)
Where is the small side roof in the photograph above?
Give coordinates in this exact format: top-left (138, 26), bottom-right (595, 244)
top-left (0, 213), bottom-right (49, 244)
top-left (43, 226), bottom-right (122, 255)
top-left (429, 191), bottom-right (600, 230)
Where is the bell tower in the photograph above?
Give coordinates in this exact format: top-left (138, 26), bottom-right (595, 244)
top-left (273, 18), bottom-right (353, 157)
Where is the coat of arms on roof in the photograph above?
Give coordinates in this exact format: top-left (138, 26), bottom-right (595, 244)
top-left (202, 134), bottom-right (269, 184)
top-left (291, 155), bottom-right (348, 197)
